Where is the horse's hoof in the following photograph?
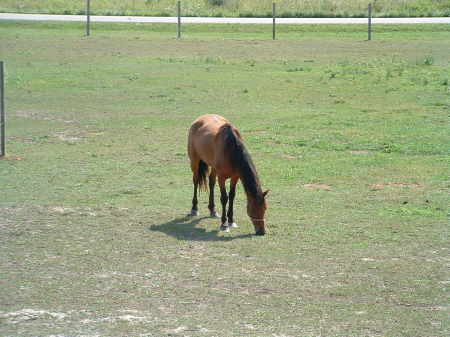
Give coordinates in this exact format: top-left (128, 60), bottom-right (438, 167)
top-left (229, 222), bottom-right (238, 228)
top-left (210, 211), bottom-right (220, 218)
top-left (189, 210), bottom-right (199, 217)
top-left (220, 223), bottom-right (230, 232)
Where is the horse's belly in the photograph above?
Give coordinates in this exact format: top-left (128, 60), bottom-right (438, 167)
top-left (192, 131), bottom-right (217, 165)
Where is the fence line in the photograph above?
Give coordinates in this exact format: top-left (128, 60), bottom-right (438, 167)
top-left (80, 1), bottom-right (377, 40)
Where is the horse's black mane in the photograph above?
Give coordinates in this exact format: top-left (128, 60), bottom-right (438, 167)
top-left (220, 124), bottom-right (263, 202)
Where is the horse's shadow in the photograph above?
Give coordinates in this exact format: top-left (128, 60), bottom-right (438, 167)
top-left (148, 215), bottom-right (253, 241)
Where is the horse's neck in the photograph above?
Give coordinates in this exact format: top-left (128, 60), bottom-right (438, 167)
top-left (238, 160), bottom-right (261, 201)
top-left (222, 123), bottom-right (261, 198)
top-left (244, 189), bottom-right (259, 204)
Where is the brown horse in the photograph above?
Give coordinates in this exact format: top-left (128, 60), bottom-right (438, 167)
top-left (187, 114), bottom-right (268, 235)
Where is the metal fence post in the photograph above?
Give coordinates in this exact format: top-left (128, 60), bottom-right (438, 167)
top-left (86, 0), bottom-right (91, 36)
top-left (368, 3), bottom-right (372, 41)
top-left (177, 1), bottom-right (181, 39)
top-left (0, 61), bottom-right (5, 157)
top-left (272, 2), bottom-right (276, 40)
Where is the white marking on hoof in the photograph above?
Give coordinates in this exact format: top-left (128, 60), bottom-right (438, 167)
top-left (210, 211), bottom-right (220, 218)
top-left (229, 222), bottom-right (238, 228)
top-left (189, 210), bottom-right (199, 217)
top-left (220, 221), bottom-right (230, 232)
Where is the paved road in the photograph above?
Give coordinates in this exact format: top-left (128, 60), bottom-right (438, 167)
top-left (1, 13), bottom-right (450, 24)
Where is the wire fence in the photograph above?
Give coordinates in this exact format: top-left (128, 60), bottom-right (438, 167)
top-left (94, 1), bottom-right (375, 40)
top-left (80, 1), bottom-right (375, 40)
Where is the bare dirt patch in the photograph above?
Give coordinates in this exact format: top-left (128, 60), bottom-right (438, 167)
top-left (51, 129), bottom-right (87, 143)
top-left (0, 309), bottom-right (67, 324)
top-left (53, 132), bottom-right (83, 143)
top-left (303, 183), bottom-right (332, 191)
top-left (0, 154), bottom-right (24, 161)
top-left (281, 154), bottom-right (302, 159)
top-left (15, 110), bottom-right (75, 124)
top-left (347, 150), bottom-right (371, 155)
top-left (370, 183), bottom-right (423, 190)
top-left (50, 206), bottom-right (97, 217)
top-left (8, 136), bottom-right (40, 144)
top-left (244, 129), bottom-right (269, 134)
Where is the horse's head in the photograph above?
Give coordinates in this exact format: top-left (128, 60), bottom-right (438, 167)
top-left (247, 190), bottom-right (269, 236)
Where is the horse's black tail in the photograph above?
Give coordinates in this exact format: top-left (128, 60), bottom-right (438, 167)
top-left (197, 159), bottom-right (209, 191)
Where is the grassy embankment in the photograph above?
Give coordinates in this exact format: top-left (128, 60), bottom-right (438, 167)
top-left (1, 0), bottom-right (450, 17)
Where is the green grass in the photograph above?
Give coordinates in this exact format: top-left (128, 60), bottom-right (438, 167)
top-left (0, 21), bottom-right (449, 337)
top-left (1, 0), bottom-right (450, 17)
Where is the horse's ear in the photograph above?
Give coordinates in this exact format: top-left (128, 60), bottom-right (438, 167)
top-left (263, 190), bottom-right (270, 198)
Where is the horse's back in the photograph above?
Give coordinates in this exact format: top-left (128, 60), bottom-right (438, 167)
top-left (190, 114), bottom-right (228, 132)
top-left (188, 115), bottom-right (227, 161)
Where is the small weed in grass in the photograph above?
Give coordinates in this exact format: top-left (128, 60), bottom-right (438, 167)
top-left (422, 55), bottom-right (435, 65)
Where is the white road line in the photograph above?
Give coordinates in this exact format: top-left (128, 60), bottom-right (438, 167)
top-left (1, 13), bottom-right (450, 24)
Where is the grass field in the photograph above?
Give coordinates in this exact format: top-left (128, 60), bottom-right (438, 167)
top-left (1, 0), bottom-right (450, 18)
top-left (0, 21), bottom-right (449, 337)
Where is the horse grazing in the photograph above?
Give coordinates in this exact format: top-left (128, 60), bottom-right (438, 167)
top-left (187, 114), bottom-right (268, 236)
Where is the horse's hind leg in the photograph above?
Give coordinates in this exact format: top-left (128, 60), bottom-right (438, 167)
top-left (189, 161), bottom-right (200, 217)
top-left (208, 169), bottom-right (219, 217)
top-left (190, 178), bottom-right (199, 216)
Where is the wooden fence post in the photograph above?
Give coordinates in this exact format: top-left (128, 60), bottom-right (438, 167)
top-left (177, 1), bottom-right (181, 39)
top-left (272, 2), bottom-right (276, 40)
top-left (368, 3), bottom-right (372, 41)
top-left (86, 0), bottom-right (91, 36)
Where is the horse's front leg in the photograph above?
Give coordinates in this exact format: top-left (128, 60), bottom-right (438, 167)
top-left (227, 177), bottom-right (239, 228)
top-left (218, 176), bottom-right (229, 232)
